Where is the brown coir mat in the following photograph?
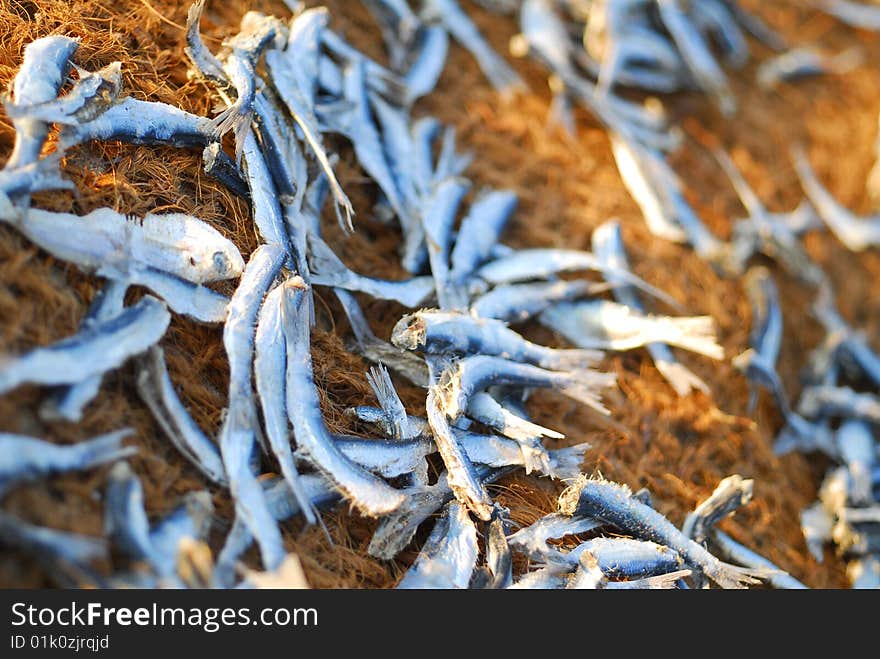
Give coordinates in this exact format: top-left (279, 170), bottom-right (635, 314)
top-left (2, 0), bottom-right (878, 588)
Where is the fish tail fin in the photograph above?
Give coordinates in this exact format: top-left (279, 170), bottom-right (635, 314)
top-left (652, 316), bottom-right (724, 360)
top-left (546, 442), bottom-right (591, 480)
top-left (559, 370), bottom-right (617, 415)
top-left (654, 359), bottom-right (710, 396)
top-left (705, 561), bottom-right (770, 589)
top-left (500, 413), bottom-right (564, 441)
top-left (541, 348), bottom-right (604, 371)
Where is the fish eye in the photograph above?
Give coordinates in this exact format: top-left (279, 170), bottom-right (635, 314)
top-left (189, 256), bottom-right (197, 266)
top-left (213, 251), bottom-right (230, 273)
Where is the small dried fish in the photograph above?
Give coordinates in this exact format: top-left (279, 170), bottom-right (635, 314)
top-left (593, 219), bottom-right (709, 396)
top-left (397, 501), bottom-right (479, 589)
top-left (392, 309), bottom-right (602, 371)
top-left (40, 280), bottom-right (128, 422)
top-left (542, 300), bottom-right (723, 359)
top-left (0, 429), bottom-right (135, 497)
top-left (0, 296), bottom-right (170, 395)
top-left (282, 277), bottom-right (406, 517)
top-left (558, 476), bottom-right (768, 588)
top-left (135, 347), bottom-right (227, 486)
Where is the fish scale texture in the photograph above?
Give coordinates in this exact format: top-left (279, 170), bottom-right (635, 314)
top-left (0, 0), bottom-right (873, 588)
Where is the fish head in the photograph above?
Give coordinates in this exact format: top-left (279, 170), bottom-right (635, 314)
top-left (391, 313), bottom-right (427, 351)
top-left (210, 248), bottom-right (245, 281)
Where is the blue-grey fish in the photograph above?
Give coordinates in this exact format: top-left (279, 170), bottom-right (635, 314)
top-left (5, 61), bottom-right (122, 125)
top-left (476, 248), bottom-right (678, 306)
top-left (0, 295), bottom-right (170, 395)
top-left (798, 385), bottom-right (880, 424)
top-left (241, 128), bottom-right (294, 251)
top-left (558, 476), bottom-right (768, 588)
top-left (425, 366), bottom-right (495, 520)
top-left (308, 233), bottom-right (434, 307)
top-left (362, 0), bottom-right (421, 71)
top-left (611, 133), bottom-right (726, 261)
top-left (681, 474), bottom-right (753, 544)
top-left (40, 280), bottom-right (128, 422)
top-left (793, 145), bottom-right (880, 252)
top-left (465, 390), bottom-right (564, 442)
top-left (710, 530), bottom-right (806, 589)
top-left (215, 474), bottom-right (339, 588)
top-left (604, 569), bottom-right (693, 589)
top-left (435, 354), bottom-right (616, 420)
top-left (515, 0), bottom-right (677, 152)
top-left (0, 428), bottom-right (134, 497)
top-left (282, 277), bottom-right (406, 517)
top-left (731, 267), bottom-right (813, 429)
top-left (391, 309), bottom-right (602, 371)
top-left (475, 509), bottom-right (513, 589)
top-left (255, 284), bottom-right (319, 525)
top-left (421, 0), bottom-right (525, 95)
top-left (801, 502), bottom-right (834, 563)
top-left (4, 36), bottom-right (79, 172)
top-left (422, 178), bottom-right (471, 310)
top-left (713, 147), bottom-right (822, 283)
top-left (404, 25), bottom-right (449, 100)
top-left (455, 429), bottom-right (590, 480)
top-left (150, 491), bottom-right (214, 580)
top-left (812, 281), bottom-right (880, 388)
top-left (507, 512), bottom-right (603, 562)
top-left (364, 365), bottom-right (419, 440)
top-left (509, 563), bottom-right (569, 589)
top-left (0, 510), bottom-right (107, 585)
top-left (847, 555), bottom-right (880, 589)
top-left (548, 537), bottom-right (686, 580)
top-left (593, 219), bottom-right (708, 396)
top-left (836, 419), bottom-right (876, 505)
top-left (656, 0), bottom-right (736, 115)
top-left (448, 189), bottom-right (518, 291)
top-left (470, 279), bottom-right (606, 323)
top-left (117, 264), bottom-right (230, 324)
top-left (757, 47), bottom-right (861, 90)
top-left (0, 206), bottom-right (245, 285)
top-left (397, 501), bottom-right (479, 589)
top-left (184, 0), bottom-right (227, 84)
top-left (59, 97), bottom-right (221, 150)
top-left (310, 434), bottom-right (433, 482)
top-left (266, 35), bottom-right (354, 231)
top-left (218, 245), bottom-right (288, 571)
top-left (135, 347), bottom-right (226, 486)
top-left (0, 153), bottom-right (74, 202)
top-left (813, 0), bottom-right (880, 30)
top-left (104, 461), bottom-right (157, 567)
top-left (541, 300), bottom-right (723, 359)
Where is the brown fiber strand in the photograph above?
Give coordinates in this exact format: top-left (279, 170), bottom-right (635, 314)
top-left (2, 0), bottom-right (876, 588)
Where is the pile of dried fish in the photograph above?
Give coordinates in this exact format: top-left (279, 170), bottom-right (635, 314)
top-left (3, 0), bottom-right (875, 590)
top-left (376, 1), bottom-right (879, 587)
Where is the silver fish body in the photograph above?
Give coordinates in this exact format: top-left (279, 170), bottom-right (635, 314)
top-left (40, 280), bottom-right (128, 422)
top-left (396, 501), bottom-right (479, 589)
top-left (282, 277), bottom-right (406, 517)
top-left (392, 309), bottom-right (602, 371)
top-left (0, 428), bottom-right (134, 497)
top-left (558, 476), bottom-right (767, 588)
top-left (592, 219), bottom-right (708, 396)
top-left (135, 347), bottom-right (227, 486)
top-left (0, 295), bottom-right (170, 395)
